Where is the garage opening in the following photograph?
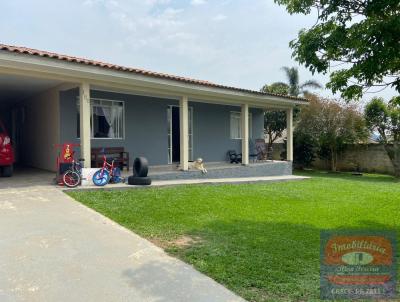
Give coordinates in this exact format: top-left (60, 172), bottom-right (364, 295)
top-left (0, 73), bottom-right (63, 178)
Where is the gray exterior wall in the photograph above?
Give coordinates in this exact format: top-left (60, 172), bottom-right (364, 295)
top-left (59, 89), bottom-right (264, 165)
top-left (190, 102), bottom-right (264, 162)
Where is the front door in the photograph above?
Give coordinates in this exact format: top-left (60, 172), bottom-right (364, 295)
top-left (167, 105), bottom-right (193, 164)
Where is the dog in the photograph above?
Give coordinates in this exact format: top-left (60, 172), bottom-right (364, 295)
top-left (191, 158), bottom-right (208, 174)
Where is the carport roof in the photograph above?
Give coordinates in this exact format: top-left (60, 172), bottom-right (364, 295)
top-left (0, 43), bottom-right (308, 104)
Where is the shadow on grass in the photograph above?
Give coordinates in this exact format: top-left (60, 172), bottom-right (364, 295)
top-left (161, 220), bottom-right (400, 302)
top-left (295, 170), bottom-right (399, 184)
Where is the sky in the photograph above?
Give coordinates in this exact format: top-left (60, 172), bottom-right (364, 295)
top-left (0, 0), bottom-right (397, 102)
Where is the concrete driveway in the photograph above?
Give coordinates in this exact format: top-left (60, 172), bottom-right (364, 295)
top-left (0, 169), bottom-right (244, 302)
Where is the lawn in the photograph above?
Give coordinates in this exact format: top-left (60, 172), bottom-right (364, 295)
top-left (67, 171), bottom-right (400, 302)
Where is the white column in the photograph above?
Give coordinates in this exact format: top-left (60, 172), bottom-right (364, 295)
top-left (241, 103), bottom-right (249, 165)
top-left (79, 82), bottom-right (91, 168)
top-left (286, 107), bottom-right (293, 161)
top-left (180, 96), bottom-right (189, 171)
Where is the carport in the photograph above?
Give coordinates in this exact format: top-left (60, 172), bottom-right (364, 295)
top-left (0, 73), bottom-right (63, 175)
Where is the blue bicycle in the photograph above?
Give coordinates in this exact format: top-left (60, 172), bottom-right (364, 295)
top-left (92, 154), bottom-right (124, 186)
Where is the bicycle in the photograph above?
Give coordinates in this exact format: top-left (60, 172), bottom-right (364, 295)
top-left (92, 154), bottom-right (124, 186)
top-left (62, 158), bottom-right (84, 188)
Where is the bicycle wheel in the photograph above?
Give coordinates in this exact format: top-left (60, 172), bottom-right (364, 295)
top-left (92, 169), bottom-right (110, 186)
top-left (63, 170), bottom-right (81, 188)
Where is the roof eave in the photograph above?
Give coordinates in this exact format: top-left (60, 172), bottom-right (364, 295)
top-left (0, 50), bottom-right (308, 108)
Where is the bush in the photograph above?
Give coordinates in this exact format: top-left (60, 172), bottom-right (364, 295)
top-left (294, 130), bottom-right (316, 169)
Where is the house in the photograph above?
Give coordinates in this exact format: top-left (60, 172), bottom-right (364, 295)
top-left (0, 44), bottom-right (307, 175)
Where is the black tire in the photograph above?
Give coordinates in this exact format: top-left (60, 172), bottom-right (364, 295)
top-left (127, 176), bottom-right (152, 186)
top-left (133, 157), bottom-right (149, 177)
top-left (2, 165), bottom-right (13, 177)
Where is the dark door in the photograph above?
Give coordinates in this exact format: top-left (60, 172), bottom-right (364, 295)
top-left (171, 107), bottom-right (180, 162)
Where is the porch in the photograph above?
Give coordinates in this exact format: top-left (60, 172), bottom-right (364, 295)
top-left (88, 160), bottom-right (305, 189)
top-left (1, 165), bottom-right (305, 191)
top-left (147, 161), bottom-right (292, 181)
top-left (72, 83), bottom-right (295, 172)
top-left (75, 84), bottom-right (295, 171)
top-left (0, 44), bottom-right (305, 180)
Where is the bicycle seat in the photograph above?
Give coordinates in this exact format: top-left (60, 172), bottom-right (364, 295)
top-left (78, 158), bottom-right (85, 161)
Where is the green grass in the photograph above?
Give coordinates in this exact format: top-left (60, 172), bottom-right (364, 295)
top-left (67, 171), bottom-right (400, 302)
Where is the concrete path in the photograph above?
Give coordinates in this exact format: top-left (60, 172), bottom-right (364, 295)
top-left (0, 175), bottom-right (244, 302)
top-left (80, 175), bottom-right (309, 191)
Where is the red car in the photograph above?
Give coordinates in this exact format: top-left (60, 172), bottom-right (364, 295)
top-left (0, 119), bottom-right (14, 177)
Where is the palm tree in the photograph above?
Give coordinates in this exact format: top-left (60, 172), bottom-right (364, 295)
top-left (260, 67), bottom-right (322, 154)
top-left (281, 66), bottom-right (322, 96)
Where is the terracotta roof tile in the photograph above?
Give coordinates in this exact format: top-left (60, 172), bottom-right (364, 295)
top-left (0, 43), bottom-right (308, 102)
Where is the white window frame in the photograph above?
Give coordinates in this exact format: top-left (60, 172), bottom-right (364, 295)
top-left (230, 111), bottom-right (252, 139)
top-left (77, 97), bottom-right (125, 140)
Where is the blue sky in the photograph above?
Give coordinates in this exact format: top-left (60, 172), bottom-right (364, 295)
top-left (0, 0), bottom-right (396, 101)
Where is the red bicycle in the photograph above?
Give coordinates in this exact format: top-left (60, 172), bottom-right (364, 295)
top-left (54, 143), bottom-right (81, 186)
top-left (63, 158), bottom-right (84, 188)
top-left (92, 154), bottom-right (123, 186)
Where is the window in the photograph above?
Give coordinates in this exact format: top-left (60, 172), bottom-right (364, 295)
top-left (230, 112), bottom-right (252, 139)
top-left (77, 99), bottom-right (124, 139)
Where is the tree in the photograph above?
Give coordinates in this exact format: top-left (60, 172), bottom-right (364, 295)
top-left (281, 66), bottom-right (322, 96)
top-left (261, 82), bottom-right (289, 95)
top-left (261, 67), bottom-right (321, 152)
top-left (274, 0), bottom-right (400, 100)
top-left (262, 67), bottom-right (321, 97)
top-left (263, 111), bottom-right (287, 152)
top-left (261, 83), bottom-right (288, 152)
top-left (365, 97), bottom-right (400, 177)
top-left (296, 95), bottom-right (368, 171)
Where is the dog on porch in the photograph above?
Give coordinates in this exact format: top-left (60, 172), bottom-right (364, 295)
top-left (190, 158), bottom-right (208, 174)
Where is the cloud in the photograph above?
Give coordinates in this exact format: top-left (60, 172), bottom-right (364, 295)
top-left (82, 0), bottom-right (120, 7)
top-left (212, 14), bottom-right (227, 21)
top-left (3, 0), bottom-right (397, 100)
top-left (82, 0), bottom-right (101, 6)
top-left (163, 7), bottom-right (184, 16)
top-left (145, 0), bottom-right (171, 5)
top-left (190, 0), bottom-right (206, 6)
